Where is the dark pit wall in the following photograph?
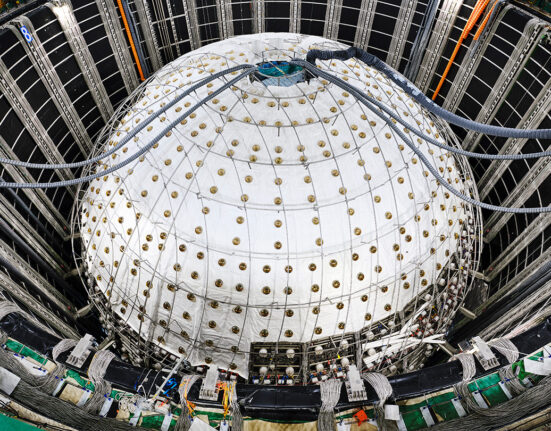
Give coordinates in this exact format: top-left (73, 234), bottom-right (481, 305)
top-left (0, 0), bottom-right (549, 339)
top-left (431, 7), bottom-right (551, 318)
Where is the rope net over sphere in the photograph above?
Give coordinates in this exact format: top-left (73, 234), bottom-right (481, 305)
top-left (78, 34), bottom-right (482, 382)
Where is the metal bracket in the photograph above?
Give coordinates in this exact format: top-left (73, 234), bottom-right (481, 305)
top-left (472, 336), bottom-right (499, 371)
top-left (66, 334), bottom-right (94, 368)
top-left (199, 367), bottom-right (219, 401)
top-left (345, 365), bottom-right (367, 402)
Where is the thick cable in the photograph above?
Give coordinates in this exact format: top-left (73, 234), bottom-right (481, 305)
top-left (230, 383), bottom-right (243, 431)
top-left (85, 350), bottom-right (116, 414)
top-left (488, 338), bottom-right (519, 363)
top-left (498, 365), bottom-right (527, 396)
top-left (52, 338), bottom-right (78, 362)
top-left (305, 47), bottom-right (551, 139)
top-left (296, 60), bottom-right (551, 214)
top-left (432, 375), bottom-right (551, 430)
top-left (488, 337), bottom-right (527, 396)
top-left (174, 375), bottom-right (199, 431)
top-left (317, 379), bottom-right (342, 431)
top-left (0, 300), bottom-right (57, 335)
top-left (0, 65), bottom-right (254, 171)
top-left (450, 353), bottom-right (481, 414)
top-left (298, 61), bottom-right (551, 160)
top-left (0, 301), bottom-right (21, 322)
top-left (0, 68), bottom-right (255, 189)
top-left (362, 372), bottom-right (397, 430)
top-left (453, 353), bottom-right (477, 382)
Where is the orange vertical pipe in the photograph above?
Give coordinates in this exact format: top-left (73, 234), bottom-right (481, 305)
top-left (116, 0), bottom-right (146, 81)
top-left (474, 0), bottom-right (501, 40)
top-left (432, 0), bottom-right (490, 100)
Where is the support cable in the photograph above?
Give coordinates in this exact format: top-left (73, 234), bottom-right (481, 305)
top-left (304, 47), bottom-right (551, 139)
top-left (0, 68), bottom-right (255, 189)
top-left (299, 62), bottom-right (551, 160)
top-left (0, 65), bottom-right (254, 171)
top-left (295, 60), bottom-right (551, 214)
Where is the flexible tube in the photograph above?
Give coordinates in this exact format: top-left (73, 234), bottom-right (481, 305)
top-left (295, 60), bottom-right (551, 160)
top-left (305, 47), bottom-right (551, 140)
top-left (0, 65), bottom-right (254, 170)
top-left (432, 0), bottom-right (490, 100)
top-left (116, 0), bottom-right (146, 81)
top-left (0, 69), bottom-right (255, 189)
top-left (297, 61), bottom-right (551, 214)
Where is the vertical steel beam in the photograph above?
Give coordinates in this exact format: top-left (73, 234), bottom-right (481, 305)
top-left (95, 0), bottom-right (140, 94)
top-left (0, 194), bottom-right (66, 273)
top-left (479, 248), bottom-right (551, 315)
top-left (132, 0), bottom-right (163, 70)
top-left (443, 4), bottom-right (513, 111)
top-left (486, 213), bottom-right (551, 279)
top-left (404, 0), bottom-right (440, 81)
top-left (0, 271), bottom-right (79, 338)
top-left (483, 157), bottom-right (550, 243)
top-left (252, 0), bottom-right (265, 34)
top-left (47, 0), bottom-right (114, 123)
top-left (154, 0), bottom-right (176, 61)
top-left (323, 0), bottom-right (342, 41)
top-left (478, 81), bottom-right (551, 197)
top-left (415, 0), bottom-right (462, 93)
top-left (479, 278), bottom-right (551, 340)
top-left (9, 18), bottom-right (93, 155)
top-left (0, 239), bottom-right (75, 318)
top-left (290, 0), bottom-right (300, 34)
top-left (0, 137), bottom-right (69, 236)
top-left (183, 0), bottom-right (201, 50)
top-left (462, 21), bottom-right (545, 152)
top-left (387, 0), bottom-right (418, 69)
top-left (216, 0), bottom-right (234, 39)
top-left (164, 0), bottom-right (181, 57)
top-left (354, 0), bottom-right (377, 50)
top-left (0, 59), bottom-right (75, 187)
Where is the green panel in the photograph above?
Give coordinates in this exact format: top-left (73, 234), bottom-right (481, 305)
top-left (432, 401), bottom-right (460, 422)
top-left (140, 414), bottom-right (176, 429)
top-left (66, 369), bottom-right (95, 391)
top-left (5, 340), bottom-right (47, 365)
top-left (430, 392), bottom-right (461, 422)
top-left (515, 350), bottom-right (543, 380)
top-left (0, 413), bottom-right (41, 430)
top-left (399, 400), bottom-right (428, 414)
top-left (480, 384), bottom-right (509, 406)
top-left (401, 409), bottom-right (427, 430)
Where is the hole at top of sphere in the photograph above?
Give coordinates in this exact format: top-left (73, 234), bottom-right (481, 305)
top-left (254, 61), bottom-right (306, 87)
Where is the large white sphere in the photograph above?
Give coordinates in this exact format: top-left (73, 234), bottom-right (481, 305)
top-left (80, 33), bottom-right (476, 377)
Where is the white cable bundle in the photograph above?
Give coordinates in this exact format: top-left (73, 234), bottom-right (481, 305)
top-left (363, 372), bottom-right (393, 402)
top-left (363, 372), bottom-right (398, 431)
top-left (85, 350), bottom-right (116, 414)
top-left (0, 330), bottom-right (59, 393)
top-left (230, 383), bottom-right (243, 431)
top-left (488, 338), bottom-right (519, 363)
top-left (451, 353), bottom-right (480, 413)
top-left (489, 338), bottom-right (526, 395)
top-left (0, 300), bottom-right (56, 336)
top-left (41, 338), bottom-right (80, 394)
top-left (317, 379), bottom-right (342, 431)
top-left (452, 353), bottom-right (476, 382)
top-left (432, 375), bottom-right (551, 430)
top-left (0, 301), bottom-right (20, 321)
top-left (174, 375), bottom-right (199, 431)
top-left (52, 338), bottom-right (79, 362)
